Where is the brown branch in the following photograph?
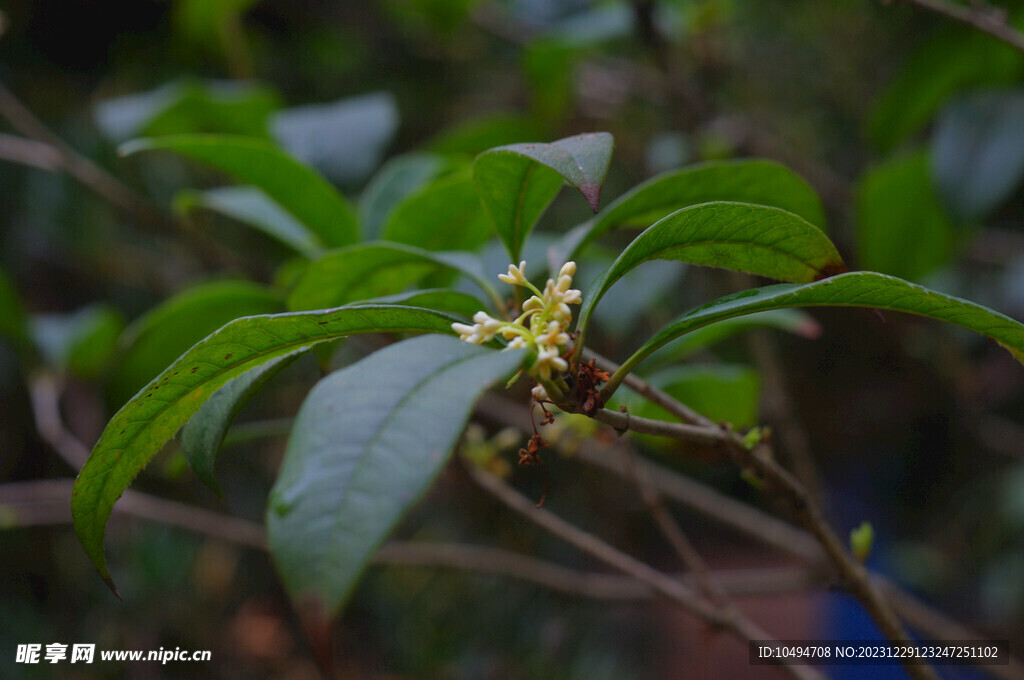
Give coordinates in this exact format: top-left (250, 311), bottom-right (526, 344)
top-left (586, 402), bottom-right (937, 680)
top-left (0, 132), bottom-right (64, 171)
top-left (622, 446), bottom-right (731, 606)
top-left (567, 422), bottom-right (824, 561)
top-left (0, 80), bottom-right (233, 270)
top-left (0, 81), bottom-right (170, 228)
top-left (889, 0), bottom-right (1024, 51)
top-left (24, 339), bottom-right (1013, 679)
top-left (745, 325), bottom-right (824, 502)
top-left (466, 464), bottom-right (825, 680)
top-left (9, 474), bottom-right (1021, 680)
top-left (29, 372), bottom-right (91, 471)
top-left (481, 390), bottom-right (1019, 678)
top-left (568, 352), bottom-right (938, 680)
top-left (586, 348), bottom-right (713, 426)
top-left (0, 478), bottom-right (819, 602)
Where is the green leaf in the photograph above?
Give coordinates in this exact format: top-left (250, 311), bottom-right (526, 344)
top-left (180, 354), bottom-right (298, 495)
top-left (556, 159), bottom-right (827, 263)
top-left (176, 186), bottom-right (323, 257)
top-left (73, 304), bottom-right (463, 589)
top-left (583, 257), bottom-right (686, 336)
top-left (644, 309), bottom-right (820, 368)
top-left (483, 132), bottom-right (613, 213)
top-left (869, 26), bottom-right (1024, 152)
top-left (0, 268), bottom-right (34, 360)
top-left (621, 364), bottom-right (761, 428)
top-left (120, 135), bottom-right (358, 248)
top-left (350, 289), bottom-right (486, 318)
top-left (266, 335), bottom-right (524, 620)
top-left (576, 202), bottom-right (845, 337)
top-left (523, 40), bottom-right (579, 125)
top-left (425, 112), bottom-right (547, 155)
top-left (31, 305), bottom-right (125, 379)
top-left (108, 280), bottom-right (283, 407)
top-left (360, 153), bottom-right (452, 240)
top-left (382, 171), bottom-right (492, 251)
top-left (607, 272), bottom-right (1024, 396)
top-left (931, 89), bottom-right (1024, 222)
top-left (473, 150), bottom-right (564, 262)
top-left (272, 92), bottom-right (399, 187)
top-left (856, 151), bottom-right (955, 281)
top-left (93, 79), bottom-right (280, 142)
top-left (287, 242), bottom-right (498, 312)
top-left (173, 0), bottom-right (261, 57)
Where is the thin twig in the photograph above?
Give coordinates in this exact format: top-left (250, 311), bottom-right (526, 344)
top-left (586, 348), bottom-right (713, 426)
top-left (0, 80), bottom-right (230, 269)
top-left (0, 479), bottom-right (819, 602)
top-left (746, 326), bottom-right (824, 502)
top-left (26, 375), bottom-right (1019, 679)
top-left (570, 354), bottom-right (939, 680)
top-left (477, 391), bottom-right (1021, 679)
top-left (574, 434), bottom-right (824, 562)
top-left (0, 132), bottom-right (63, 171)
top-left (29, 372), bottom-right (91, 470)
top-left (890, 0), bottom-right (1024, 51)
top-left (466, 464), bottom-right (824, 680)
top-left (623, 447), bottom-right (731, 605)
top-left (586, 402), bottom-right (937, 680)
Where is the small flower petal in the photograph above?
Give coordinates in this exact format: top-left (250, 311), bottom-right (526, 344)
top-left (522, 296), bottom-right (543, 312)
top-left (498, 261), bottom-right (529, 285)
top-left (562, 289), bottom-right (582, 304)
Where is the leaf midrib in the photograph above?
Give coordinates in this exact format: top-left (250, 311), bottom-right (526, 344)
top-left (332, 349), bottom-right (486, 534)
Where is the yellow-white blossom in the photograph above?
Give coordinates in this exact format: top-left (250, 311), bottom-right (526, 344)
top-left (533, 346), bottom-right (569, 381)
top-left (498, 261), bottom-right (529, 285)
top-left (452, 259), bottom-right (583, 386)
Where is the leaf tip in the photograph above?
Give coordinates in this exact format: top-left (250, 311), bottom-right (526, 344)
top-left (796, 318), bottom-right (823, 340)
top-left (579, 182), bottom-right (602, 213)
top-left (297, 595), bottom-right (334, 676)
top-left (102, 572), bottom-right (122, 600)
top-left (116, 139), bottom-right (149, 158)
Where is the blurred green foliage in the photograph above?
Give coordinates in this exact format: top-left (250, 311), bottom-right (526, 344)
top-left (4, 0), bottom-right (1024, 677)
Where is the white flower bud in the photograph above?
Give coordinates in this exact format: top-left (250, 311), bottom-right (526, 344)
top-left (556, 274), bottom-right (573, 293)
top-left (538, 320), bottom-right (569, 348)
top-left (562, 289), bottom-right (582, 305)
top-left (452, 322), bottom-right (475, 338)
top-left (532, 346), bottom-right (568, 380)
top-left (522, 296), bottom-right (543, 312)
top-left (559, 261), bottom-right (576, 278)
top-left (498, 260), bottom-right (529, 285)
top-left (552, 302), bottom-right (573, 325)
top-left (473, 311), bottom-right (502, 332)
top-left (531, 383), bottom-right (549, 401)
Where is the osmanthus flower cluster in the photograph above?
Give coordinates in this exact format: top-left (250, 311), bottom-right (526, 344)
top-left (452, 261), bottom-right (582, 399)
